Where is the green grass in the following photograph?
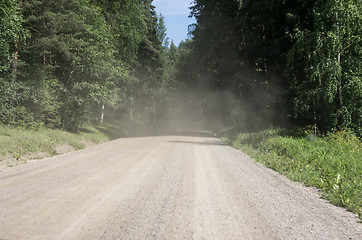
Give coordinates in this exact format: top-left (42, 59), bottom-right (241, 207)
top-left (0, 124), bottom-right (125, 162)
top-left (222, 128), bottom-right (362, 219)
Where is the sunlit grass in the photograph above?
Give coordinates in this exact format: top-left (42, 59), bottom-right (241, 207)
top-left (0, 124), bottom-right (122, 161)
top-left (223, 128), bottom-right (362, 219)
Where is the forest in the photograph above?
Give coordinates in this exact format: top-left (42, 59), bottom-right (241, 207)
top-left (0, 0), bottom-right (361, 136)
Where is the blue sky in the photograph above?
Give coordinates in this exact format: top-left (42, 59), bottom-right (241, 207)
top-left (153, 0), bottom-right (195, 46)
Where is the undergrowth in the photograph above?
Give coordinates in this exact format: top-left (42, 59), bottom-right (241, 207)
top-left (0, 124), bottom-right (124, 162)
top-left (222, 128), bottom-right (362, 220)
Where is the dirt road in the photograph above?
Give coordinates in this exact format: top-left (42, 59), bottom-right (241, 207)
top-left (0, 135), bottom-right (360, 239)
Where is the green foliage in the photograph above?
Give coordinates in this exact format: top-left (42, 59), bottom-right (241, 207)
top-left (18, 0), bottom-right (130, 131)
top-left (0, 0), bottom-right (171, 131)
top-left (0, 80), bottom-right (37, 127)
top-left (0, 0), bottom-right (23, 75)
top-left (227, 128), bottom-right (362, 219)
top-left (157, 14), bottom-right (169, 48)
top-left (287, 0), bottom-right (362, 134)
top-left (91, 0), bottom-right (147, 64)
top-left (126, 2), bottom-right (174, 123)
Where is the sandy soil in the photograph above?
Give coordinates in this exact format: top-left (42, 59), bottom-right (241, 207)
top-left (0, 135), bottom-right (360, 239)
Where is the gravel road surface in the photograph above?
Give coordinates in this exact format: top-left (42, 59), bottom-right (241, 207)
top-left (0, 135), bottom-right (361, 239)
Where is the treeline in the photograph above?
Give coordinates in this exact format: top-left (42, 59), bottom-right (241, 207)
top-left (0, 0), bottom-right (173, 132)
top-left (1, 0), bottom-right (361, 135)
top-left (174, 0), bottom-right (361, 135)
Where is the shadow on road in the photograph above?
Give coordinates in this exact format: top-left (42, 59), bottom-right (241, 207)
top-left (95, 126), bottom-right (127, 140)
top-left (127, 130), bottom-right (216, 138)
top-left (167, 140), bottom-right (225, 146)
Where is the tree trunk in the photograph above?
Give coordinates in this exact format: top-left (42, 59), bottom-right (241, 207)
top-left (130, 99), bottom-right (134, 121)
top-left (11, 48), bottom-right (19, 78)
top-left (100, 104), bottom-right (105, 124)
top-left (338, 52), bottom-right (343, 107)
top-left (336, 9), bottom-right (343, 108)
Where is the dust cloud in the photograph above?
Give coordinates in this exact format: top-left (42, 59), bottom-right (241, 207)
top-left (106, 74), bottom-right (287, 137)
top-left (154, 81), bottom-right (287, 136)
